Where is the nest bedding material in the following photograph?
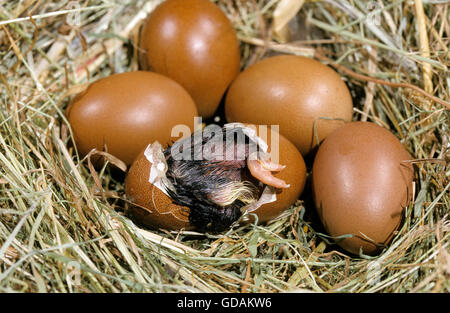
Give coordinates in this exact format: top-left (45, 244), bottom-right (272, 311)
top-left (0, 0), bottom-right (449, 292)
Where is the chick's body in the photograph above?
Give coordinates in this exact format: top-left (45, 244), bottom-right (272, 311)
top-left (164, 125), bottom-right (261, 232)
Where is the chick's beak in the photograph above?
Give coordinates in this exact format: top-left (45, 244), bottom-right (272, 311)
top-left (246, 158), bottom-right (290, 189)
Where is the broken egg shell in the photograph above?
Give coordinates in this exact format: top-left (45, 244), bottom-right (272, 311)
top-left (312, 122), bottom-right (414, 255)
top-left (66, 71), bottom-right (198, 166)
top-left (139, 0), bottom-right (241, 118)
top-left (125, 148), bottom-right (193, 231)
top-left (225, 55), bottom-right (353, 156)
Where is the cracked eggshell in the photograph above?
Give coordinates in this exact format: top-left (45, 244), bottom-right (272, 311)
top-left (312, 122), bottom-right (414, 255)
top-left (243, 124), bottom-right (307, 224)
top-left (66, 71), bottom-right (198, 166)
top-left (125, 148), bottom-right (193, 231)
top-left (225, 55), bottom-right (353, 156)
top-left (139, 0), bottom-right (241, 118)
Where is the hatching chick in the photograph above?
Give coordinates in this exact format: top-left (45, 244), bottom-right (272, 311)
top-left (162, 124), bottom-right (288, 232)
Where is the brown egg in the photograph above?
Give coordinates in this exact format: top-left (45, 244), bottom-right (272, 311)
top-left (225, 55), bottom-right (353, 156)
top-left (312, 122), bottom-right (414, 255)
top-left (139, 0), bottom-right (241, 118)
top-left (125, 148), bottom-right (193, 231)
top-left (243, 124), bottom-right (307, 224)
top-left (66, 71), bottom-right (198, 166)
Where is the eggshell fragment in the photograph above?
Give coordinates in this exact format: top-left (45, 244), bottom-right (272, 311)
top-left (225, 55), bottom-right (353, 156)
top-left (125, 148), bottom-right (193, 231)
top-left (312, 122), bottom-right (414, 255)
top-left (139, 0), bottom-right (241, 118)
top-left (66, 71), bottom-right (198, 166)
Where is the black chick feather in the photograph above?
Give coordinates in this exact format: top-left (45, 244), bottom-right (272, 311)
top-left (162, 125), bottom-right (261, 232)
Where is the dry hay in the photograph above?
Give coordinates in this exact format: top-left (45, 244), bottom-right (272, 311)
top-left (0, 0), bottom-right (448, 292)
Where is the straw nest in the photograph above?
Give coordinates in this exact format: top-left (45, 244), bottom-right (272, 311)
top-left (0, 0), bottom-right (448, 293)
